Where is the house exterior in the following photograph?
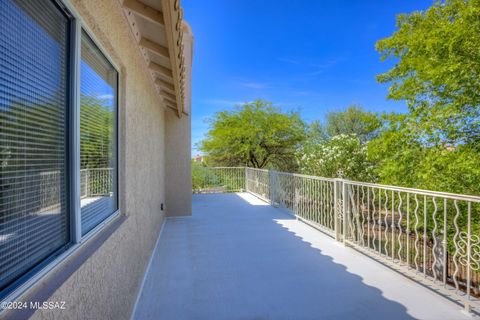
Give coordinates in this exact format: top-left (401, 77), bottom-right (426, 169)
top-left (193, 154), bottom-right (204, 163)
top-left (2, 1), bottom-right (478, 319)
top-left (0, 0), bottom-right (193, 319)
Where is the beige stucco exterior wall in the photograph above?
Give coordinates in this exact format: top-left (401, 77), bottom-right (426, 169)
top-left (16, 0), bottom-right (168, 319)
top-left (165, 22), bottom-right (193, 217)
top-left (165, 109), bottom-right (192, 216)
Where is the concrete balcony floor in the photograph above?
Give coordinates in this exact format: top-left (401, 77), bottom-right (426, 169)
top-left (133, 193), bottom-right (473, 320)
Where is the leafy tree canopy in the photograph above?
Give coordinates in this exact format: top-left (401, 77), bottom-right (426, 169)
top-left (368, 112), bottom-right (480, 195)
top-left (367, 113), bottom-right (425, 187)
top-left (376, 0), bottom-right (480, 144)
top-left (306, 120), bottom-right (328, 145)
top-left (200, 100), bottom-right (306, 170)
top-left (298, 105), bottom-right (380, 181)
top-left (324, 105), bottom-right (381, 142)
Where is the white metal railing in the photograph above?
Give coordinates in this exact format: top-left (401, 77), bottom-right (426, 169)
top-left (245, 168), bottom-right (270, 201)
top-left (245, 168), bottom-right (341, 237)
top-left (192, 167), bottom-right (245, 193)
top-left (196, 166), bottom-right (480, 313)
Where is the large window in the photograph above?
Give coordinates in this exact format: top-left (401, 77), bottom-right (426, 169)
top-left (0, 0), bottom-right (119, 298)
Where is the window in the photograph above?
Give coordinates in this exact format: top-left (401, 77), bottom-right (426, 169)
top-left (0, 0), bottom-right (71, 294)
top-left (0, 0), bottom-right (119, 298)
top-left (80, 31), bottom-right (118, 235)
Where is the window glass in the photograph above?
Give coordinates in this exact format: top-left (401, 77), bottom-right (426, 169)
top-left (80, 30), bottom-right (118, 235)
top-left (0, 0), bottom-right (70, 292)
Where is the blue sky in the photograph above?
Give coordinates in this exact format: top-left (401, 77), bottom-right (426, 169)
top-left (182, 0), bottom-right (433, 154)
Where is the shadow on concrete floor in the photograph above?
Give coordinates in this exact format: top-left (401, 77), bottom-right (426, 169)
top-left (134, 193), bottom-right (469, 320)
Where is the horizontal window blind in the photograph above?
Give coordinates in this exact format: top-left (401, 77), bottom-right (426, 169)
top-left (80, 31), bottom-right (118, 235)
top-left (0, 0), bottom-right (70, 292)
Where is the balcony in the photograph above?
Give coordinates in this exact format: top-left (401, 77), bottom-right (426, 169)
top-left (131, 167), bottom-right (480, 319)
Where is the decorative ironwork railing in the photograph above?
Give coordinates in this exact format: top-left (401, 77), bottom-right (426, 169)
top-left (341, 180), bottom-right (480, 313)
top-left (194, 166), bottom-right (480, 313)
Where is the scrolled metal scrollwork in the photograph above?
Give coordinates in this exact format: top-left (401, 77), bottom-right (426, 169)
top-left (456, 232), bottom-right (480, 271)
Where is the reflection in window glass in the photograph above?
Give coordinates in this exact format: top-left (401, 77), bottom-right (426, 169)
top-left (80, 30), bottom-right (118, 235)
top-left (0, 0), bottom-right (70, 292)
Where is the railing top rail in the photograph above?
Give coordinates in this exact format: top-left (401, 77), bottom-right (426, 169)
top-left (343, 180), bottom-right (480, 203)
top-left (245, 168), bottom-right (335, 181)
top-left (273, 171), bottom-right (337, 182)
top-left (245, 167), bottom-right (269, 172)
top-left (209, 167), bottom-right (245, 169)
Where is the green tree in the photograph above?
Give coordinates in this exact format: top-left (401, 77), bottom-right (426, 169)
top-left (306, 120), bottom-right (328, 145)
top-left (298, 105), bottom-right (380, 180)
top-left (325, 105), bottom-right (381, 142)
top-left (367, 113), bottom-right (425, 187)
top-left (200, 100), bottom-right (306, 170)
top-left (376, 0), bottom-right (480, 145)
top-left (417, 145), bottom-right (480, 195)
top-left (373, 0), bottom-right (480, 195)
top-left (367, 113), bottom-right (480, 195)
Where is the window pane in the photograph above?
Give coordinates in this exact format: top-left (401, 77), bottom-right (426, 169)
top-left (0, 0), bottom-right (70, 292)
top-left (80, 31), bottom-right (118, 235)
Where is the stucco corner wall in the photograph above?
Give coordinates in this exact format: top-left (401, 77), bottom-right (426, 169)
top-left (165, 109), bottom-right (192, 217)
top-left (164, 20), bottom-right (194, 218)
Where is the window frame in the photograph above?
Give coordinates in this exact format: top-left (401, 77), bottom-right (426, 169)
top-left (0, 0), bottom-right (122, 307)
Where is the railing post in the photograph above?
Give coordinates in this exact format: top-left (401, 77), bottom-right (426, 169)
top-left (294, 177), bottom-right (299, 217)
top-left (241, 167), bottom-right (245, 192)
top-left (334, 179), bottom-right (341, 241)
top-left (343, 181), bottom-right (349, 245)
top-left (269, 170), bottom-right (278, 207)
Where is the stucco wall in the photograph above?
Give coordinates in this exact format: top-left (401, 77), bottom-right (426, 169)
top-left (165, 109), bottom-right (192, 217)
top-left (165, 22), bottom-right (193, 217)
top-left (23, 1), bottom-right (167, 319)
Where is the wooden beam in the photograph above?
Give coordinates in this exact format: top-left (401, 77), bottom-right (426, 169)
top-left (123, 0), bottom-right (164, 26)
top-left (161, 0), bottom-right (184, 117)
top-left (149, 62), bottom-right (173, 78)
top-left (160, 89), bottom-right (176, 101)
top-left (139, 37), bottom-right (169, 59)
top-left (155, 78), bottom-right (175, 91)
top-left (156, 83), bottom-right (175, 95)
top-left (164, 103), bottom-right (177, 111)
top-left (163, 96), bottom-right (177, 106)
